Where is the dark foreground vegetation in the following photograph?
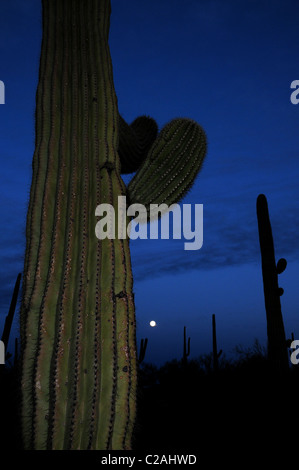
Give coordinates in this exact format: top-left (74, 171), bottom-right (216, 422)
top-left (1, 342), bottom-right (299, 454)
top-left (0, 185), bottom-right (295, 457)
top-left (134, 345), bottom-right (299, 454)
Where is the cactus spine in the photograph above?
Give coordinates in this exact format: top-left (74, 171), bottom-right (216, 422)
top-left (20, 0), bottom-right (207, 450)
top-left (256, 194), bottom-right (289, 371)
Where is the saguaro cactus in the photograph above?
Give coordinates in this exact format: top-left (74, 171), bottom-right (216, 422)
top-left (20, 0), bottom-right (207, 450)
top-left (182, 326), bottom-right (191, 366)
top-left (212, 314), bottom-right (222, 372)
top-left (138, 338), bottom-right (148, 364)
top-left (256, 194), bottom-right (289, 371)
top-left (1, 273), bottom-right (21, 352)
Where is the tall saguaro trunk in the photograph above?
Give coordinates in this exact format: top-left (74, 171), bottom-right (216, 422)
top-left (20, 0), bottom-right (208, 451)
top-left (256, 194), bottom-right (289, 372)
top-left (20, 0), bottom-right (137, 450)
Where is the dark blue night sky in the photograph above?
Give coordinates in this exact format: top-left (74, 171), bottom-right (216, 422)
top-left (0, 0), bottom-right (298, 366)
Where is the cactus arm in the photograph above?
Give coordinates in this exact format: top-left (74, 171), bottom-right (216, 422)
top-left (127, 118), bottom-right (207, 221)
top-left (119, 115), bottom-right (158, 174)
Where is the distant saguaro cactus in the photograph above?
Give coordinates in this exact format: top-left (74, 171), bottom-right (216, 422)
top-left (19, 0), bottom-right (207, 450)
top-left (256, 194), bottom-right (289, 371)
top-left (138, 338), bottom-right (148, 364)
top-left (182, 326), bottom-right (191, 366)
top-left (212, 314), bottom-right (222, 372)
top-left (1, 273), bottom-right (21, 352)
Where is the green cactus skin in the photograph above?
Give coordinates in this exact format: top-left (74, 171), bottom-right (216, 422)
top-left (128, 118), bottom-right (207, 222)
top-left (256, 194), bottom-right (289, 371)
top-left (20, 0), bottom-right (136, 450)
top-left (20, 0), bottom-right (207, 450)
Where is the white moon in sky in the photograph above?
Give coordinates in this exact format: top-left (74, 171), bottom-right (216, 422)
top-left (150, 321), bottom-right (157, 327)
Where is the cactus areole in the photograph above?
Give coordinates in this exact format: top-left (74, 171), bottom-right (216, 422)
top-left (20, 0), bottom-right (207, 450)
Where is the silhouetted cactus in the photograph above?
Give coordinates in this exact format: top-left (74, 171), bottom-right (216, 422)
top-left (138, 338), bottom-right (148, 364)
top-left (256, 194), bottom-right (289, 371)
top-left (19, 0), bottom-right (207, 450)
top-left (1, 273), bottom-right (21, 354)
top-left (119, 115), bottom-right (158, 174)
top-left (182, 326), bottom-right (191, 366)
top-left (212, 314), bottom-right (222, 372)
top-left (14, 338), bottom-right (18, 369)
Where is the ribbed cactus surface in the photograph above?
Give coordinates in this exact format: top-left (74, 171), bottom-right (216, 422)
top-left (20, 0), bottom-right (136, 450)
top-left (128, 118), bottom-right (206, 222)
top-left (20, 0), bottom-right (207, 450)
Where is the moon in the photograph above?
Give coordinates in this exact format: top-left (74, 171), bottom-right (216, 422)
top-left (149, 320), bottom-right (157, 327)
